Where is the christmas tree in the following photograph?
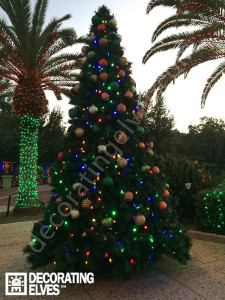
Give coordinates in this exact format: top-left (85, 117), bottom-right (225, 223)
top-left (25, 6), bottom-right (191, 280)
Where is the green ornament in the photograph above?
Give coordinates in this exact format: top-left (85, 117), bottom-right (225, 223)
top-left (136, 126), bottom-right (145, 136)
top-left (103, 176), bottom-right (114, 186)
top-left (92, 15), bottom-right (99, 24)
top-left (110, 81), bottom-right (119, 91)
top-left (93, 124), bottom-right (100, 133)
top-left (112, 39), bottom-right (120, 46)
top-left (69, 108), bottom-right (77, 118)
top-left (102, 217), bottom-right (113, 227)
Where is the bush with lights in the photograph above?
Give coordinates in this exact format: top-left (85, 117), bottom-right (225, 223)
top-left (24, 6), bottom-right (191, 280)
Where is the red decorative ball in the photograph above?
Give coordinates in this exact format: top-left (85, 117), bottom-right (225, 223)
top-left (118, 133), bottom-right (127, 142)
top-left (163, 190), bottom-right (170, 197)
top-left (99, 73), bottom-right (108, 81)
top-left (124, 192), bottom-right (133, 201)
top-left (124, 91), bottom-right (133, 99)
top-left (138, 142), bottom-right (145, 148)
top-left (152, 166), bottom-right (160, 174)
top-left (58, 152), bottom-right (63, 160)
top-left (118, 70), bottom-right (125, 77)
top-left (159, 201), bottom-right (167, 210)
top-left (117, 103), bottom-right (126, 112)
top-left (82, 198), bottom-right (92, 209)
top-left (99, 38), bottom-right (108, 46)
top-left (97, 24), bottom-right (106, 31)
top-left (101, 92), bottom-right (110, 101)
top-left (99, 59), bottom-right (108, 67)
top-left (137, 112), bottom-right (143, 120)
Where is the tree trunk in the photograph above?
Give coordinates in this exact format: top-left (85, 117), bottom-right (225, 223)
top-left (15, 115), bottom-right (40, 208)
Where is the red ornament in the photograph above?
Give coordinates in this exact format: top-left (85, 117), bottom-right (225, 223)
top-left (152, 166), bottom-right (160, 174)
top-left (82, 199), bottom-right (92, 208)
top-left (58, 152), bottom-right (63, 160)
top-left (124, 91), bottom-right (133, 99)
top-left (118, 133), bottom-right (127, 142)
top-left (117, 103), bottom-right (126, 112)
top-left (137, 112), bottom-right (143, 120)
top-left (99, 73), bottom-right (108, 81)
top-left (138, 142), bottom-right (145, 148)
top-left (163, 190), bottom-right (169, 197)
top-left (56, 197), bottom-right (62, 203)
top-left (118, 70), bottom-right (125, 77)
top-left (99, 38), bottom-right (108, 46)
top-left (97, 24), bottom-right (106, 31)
top-left (159, 201), bottom-right (167, 210)
top-left (101, 92), bottom-right (110, 101)
top-left (99, 59), bottom-right (108, 67)
top-left (124, 192), bottom-right (133, 201)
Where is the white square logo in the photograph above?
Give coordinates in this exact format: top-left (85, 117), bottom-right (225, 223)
top-left (5, 273), bottom-right (27, 296)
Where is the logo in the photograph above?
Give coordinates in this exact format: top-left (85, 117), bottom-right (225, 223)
top-left (5, 272), bottom-right (94, 296)
top-left (5, 273), bottom-right (27, 296)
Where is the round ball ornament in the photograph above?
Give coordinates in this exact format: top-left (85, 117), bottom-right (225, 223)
top-left (99, 38), bottom-right (108, 46)
top-left (58, 152), bottom-right (63, 160)
top-left (72, 182), bottom-right (82, 190)
top-left (147, 149), bottom-right (154, 156)
top-left (89, 34), bottom-right (96, 41)
top-left (90, 74), bottom-right (98, 82)
top-left (81, 46), bottom-right (88, 54)
top-left (99, 58), bottom-right (108, 67)
top-left (142, 165), bottom-right (150, 172)
top-left (97, 24), bottom-right (106, 31)
top-left (71, 210), bottom-right (80, 219)
top-left (89, 105), bottom-right (98, 114)
top-left (110, 18), bottom-right (117, 26)
top-left (117, 103), bottom-right (126, 112)
top-left (152, 166), bottom-right (160, 174)
top-left (124, 91), bottom-right (133, 99)
top-left (118, 70), bottom-right (125, 77)
top-left (99, 72), bottom-right (108, 81)
top-left (149, 142), bottom-right (154, 148)
top-left (101, 92), bottom-right (110, 101)
top-left (73, 83), bottom-right (80, 93)
top-left (137, 112), bottom-right (143, 120)
top-left (75, 127), bottom-right (84, 138)
top-left (118, 133), bottom-right (127, 142)
top-left (110, 81), bottom-right (119, 91)
top-left (131, 85), bottom-right (136, 93)
top-left (118, 158), bottom-right (128, 168)
top-left (88, 51), bottom-right (95, 58)
top-left (136, 126), bottom-right (145, 136)
top-left (103, 176), bottom-right (114, 186)
top-left (139, 142), bottom-right (145, 148)
top-left (159, 201), bottom-right (167, 210)
top-left (117, 34), bottom-right (122, 41)
top-left (69, 108), bottom-right (77, 118)
top-left (119, 57), bottom-right (127, 66)
top-left (135, 214), bottom-right (146, 226)
top-left (102, 217), bottom-right (113, 227)
top-left (82, 198), bottom-right (92, 209)
top-left (163, 190), bottom-right (169, 197)
top-left (56, 197), bottom-right (62, 203)
top-left (80, 57), bottom-right (87, 65)
top-left (130, 78), bottom-right (136, 86)
top-left (124, 192), bottom-right (133, 201)
top-left (98, 145), bottom-right (107, 153)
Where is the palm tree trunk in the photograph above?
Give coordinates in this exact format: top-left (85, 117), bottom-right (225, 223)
top-left (15, 115), bottom-right (40, 208)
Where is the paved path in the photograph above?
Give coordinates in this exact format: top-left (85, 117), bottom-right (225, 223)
top-left (1, 221), bottom-right (225, 300)
top-left (0, 185), bottom-right (52, 212)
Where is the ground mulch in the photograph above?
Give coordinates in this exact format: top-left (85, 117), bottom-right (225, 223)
top-left (0, 211), bottom-right (43, 224)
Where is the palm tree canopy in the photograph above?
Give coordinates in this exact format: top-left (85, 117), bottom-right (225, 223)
top-left (0, 0), bottom-right (85, 117)
top-left (143, 0), bottom-right (225, 110)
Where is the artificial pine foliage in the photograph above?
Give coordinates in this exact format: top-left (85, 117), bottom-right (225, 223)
top-left (24, 6), bottom-right (191, 280)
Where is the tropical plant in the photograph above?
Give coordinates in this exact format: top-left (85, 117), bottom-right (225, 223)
top-left (143, 0), bottom-right (225, 110)
top-left (0, 0), bottom-right (83, 209)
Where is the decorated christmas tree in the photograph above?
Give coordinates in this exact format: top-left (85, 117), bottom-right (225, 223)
top-left (25, 6), bottom-right (191, 280)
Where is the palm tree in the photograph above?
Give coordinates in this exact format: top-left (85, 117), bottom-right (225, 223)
top-left (0, 0), bottom-right (83, 210)
top-left (143, 0), bottom-right (225, 111)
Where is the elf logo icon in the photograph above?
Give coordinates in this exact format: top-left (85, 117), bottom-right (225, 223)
top-left (5, 273), bottom-right (27, 296)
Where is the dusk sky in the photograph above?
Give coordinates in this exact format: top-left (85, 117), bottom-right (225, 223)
top-left (35, 0), bottom-right (225, 131)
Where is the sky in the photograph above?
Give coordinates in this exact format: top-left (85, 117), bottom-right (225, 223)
top-left (36, 0), bottom-right (225, 132)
